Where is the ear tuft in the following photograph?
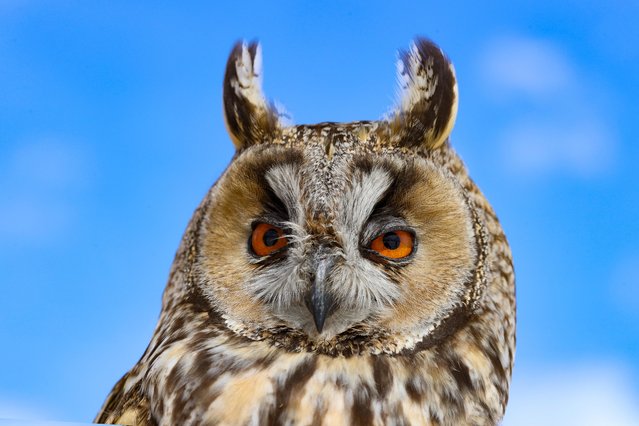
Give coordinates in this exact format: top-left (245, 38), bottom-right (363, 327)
top-left (223, 41), bottom-right (282, 150)
top-left (388, 38), bottom-right (458, 150)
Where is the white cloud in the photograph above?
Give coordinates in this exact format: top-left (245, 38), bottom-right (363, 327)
top-left (479, 36), bottom-right (617, 178)
top-left (8, 139), bottom-right (89, 189)
top-left (0, 395), bottom-right (48, 421)
top-left (504, 361), bottom-right (639, 426)
top-left (0, 197), bottom-right (73, 242)
top-left (502, 117), bottom-right (613, 177)
top-left (481, 37), bottom-right (574, 99)
top-left (0, 137), bottom-right (89, 246)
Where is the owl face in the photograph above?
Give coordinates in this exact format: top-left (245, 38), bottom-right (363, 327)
top-left (197, 137), bottom-right (478, 340)
top-left (193, 40), bottom-right (487, 353)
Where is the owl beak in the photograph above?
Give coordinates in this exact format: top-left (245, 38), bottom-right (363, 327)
top-left (305, 256), bottom-right (336, 334)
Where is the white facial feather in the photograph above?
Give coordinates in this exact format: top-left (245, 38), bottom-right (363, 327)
top-left (246, 162), bottom-right (406, 336)
top-left (340, 166), bottom-right (393, 237)
top-left (335, 166), bottom-right (401, 308)
top-left (265, 164), bottom-right (305, 223)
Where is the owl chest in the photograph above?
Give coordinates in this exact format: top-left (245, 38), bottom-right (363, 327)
top-left (149, 345), bottom-right (483, 426)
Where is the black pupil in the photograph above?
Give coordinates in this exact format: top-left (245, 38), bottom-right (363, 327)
top-left (382, 232), bottom-right (401, 250)
top-left (263, 228), bottom-right (280, 247)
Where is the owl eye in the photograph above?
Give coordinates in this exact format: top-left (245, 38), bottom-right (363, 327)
top-left (369, 230), bottom-right (414, 260)
top-left (251, 223), bottom-right (288, 256)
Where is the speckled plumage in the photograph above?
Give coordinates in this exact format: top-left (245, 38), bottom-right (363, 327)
top-left (96, 38), bottom-right (515, 426)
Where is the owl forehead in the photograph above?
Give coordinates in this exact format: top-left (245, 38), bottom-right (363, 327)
top-left (242, 123), bottom-right (421, 223)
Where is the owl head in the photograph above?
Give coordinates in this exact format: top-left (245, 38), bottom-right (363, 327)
top-left (192, 38), bottom-right (488, 355)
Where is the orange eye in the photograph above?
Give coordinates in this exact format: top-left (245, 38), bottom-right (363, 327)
top-left (369, 230), bottom-right (414, 259)
top-left (251, 223), bottom-right (288, 256)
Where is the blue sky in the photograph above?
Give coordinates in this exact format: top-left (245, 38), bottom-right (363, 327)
top-left (1, 1), bottom-right (638, 424)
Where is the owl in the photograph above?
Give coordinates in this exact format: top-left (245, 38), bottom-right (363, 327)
top-left (95, 38), bottom-right (515, 426)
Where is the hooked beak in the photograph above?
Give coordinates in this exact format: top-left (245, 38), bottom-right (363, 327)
top-left (304, 255), bottom-right (336, 333)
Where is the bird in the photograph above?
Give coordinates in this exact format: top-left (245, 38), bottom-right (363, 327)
top-left (95, 37), bottom-right (516, 426)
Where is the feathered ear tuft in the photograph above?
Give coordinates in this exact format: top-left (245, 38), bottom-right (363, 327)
top-left (387, 38), bottom-right (458, 150)
top-left (223, 41), bottom-right (282, 150)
